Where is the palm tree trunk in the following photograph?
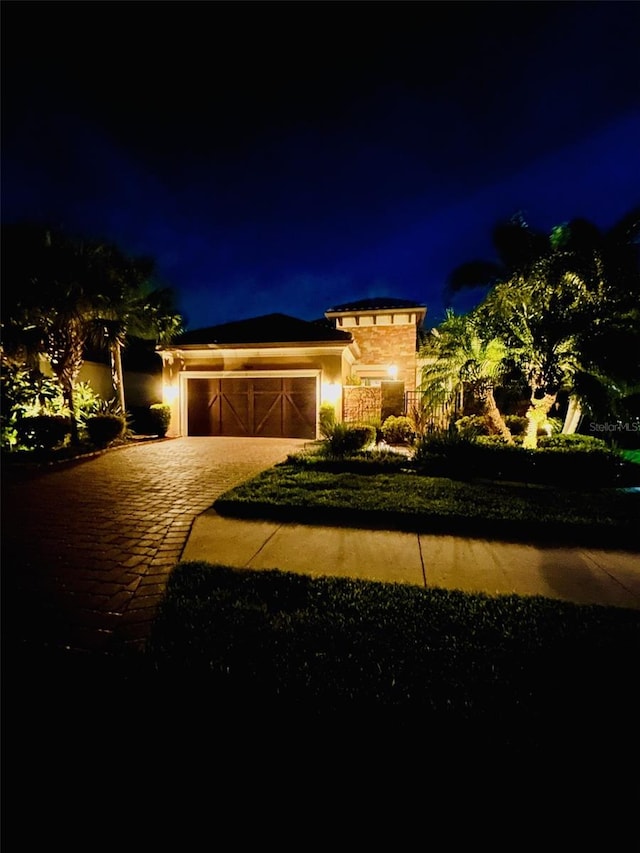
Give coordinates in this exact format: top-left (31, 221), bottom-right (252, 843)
top-left (562, 395), bottom-right (582, 434)
top-left (110, 341), bottom-right (126, 414)
top-left (523, 392), bottom-right (557, 449)
top-left (483, 389), bottom-right (514, 444)
top-left (60, 374), bottom-right (79, 445)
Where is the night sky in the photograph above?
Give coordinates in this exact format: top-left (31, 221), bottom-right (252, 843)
top-left (2, 1), bottom-right (640, 332)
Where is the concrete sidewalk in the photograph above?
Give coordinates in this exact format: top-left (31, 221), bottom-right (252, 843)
top-left (183, 510), bottom-right (640, 611)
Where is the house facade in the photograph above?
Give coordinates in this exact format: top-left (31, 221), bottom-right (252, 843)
top-left (158, 297), bottom-right (427, 439)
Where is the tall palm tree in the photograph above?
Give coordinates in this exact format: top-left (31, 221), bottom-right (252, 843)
top-left (419, 310), bottom-right (514, 443)
top-left (2, 224), bottom-right (101, 442)
top-left (1, 223), bottom-right (183, 441)
top-left (86, 245), bottom-right (183, 414)
top-left (453, 208), bottom-right (640, 447)
top-left (477, 237), bottom-right (629, 448)
top-left (444, 212), bottom-right (551, 307)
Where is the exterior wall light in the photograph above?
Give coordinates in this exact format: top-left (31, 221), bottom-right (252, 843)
top-left (322, 381), bottom-right (341, 405)
top-left (163, 384), bottom-right (179, 404)
top-left (387, 365), bottom-right (398, 380)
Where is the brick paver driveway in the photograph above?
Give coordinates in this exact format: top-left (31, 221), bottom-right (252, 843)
top-left (2, 436), bottom-right (306, 658)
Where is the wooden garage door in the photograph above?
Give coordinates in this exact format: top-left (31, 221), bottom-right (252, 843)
top-left (187, 377), bottom-right (317, 438)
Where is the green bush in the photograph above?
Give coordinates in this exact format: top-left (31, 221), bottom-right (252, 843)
top-left (538, 433), bottom-right (608, 450)
top-left (324, 423), bottom-right (376, 457)
top-left (319, 403), bottom-right (336, 439)
top-left (149, 403), bottom-right (172, 437)
top-left (15, 415), bottom-right (71, 450)
top-left (381, 415), bottom-right (415, 445)
top-left (412, 434), bottom-right (637, 487)
top-left (286, 446), bottom-right (411, 474)
top-left (504, 415), bottom-right (528, 436)
top-left (455, 415), bottom-right (492, 438)
top-left (86, 414), bottom-right (126, 447)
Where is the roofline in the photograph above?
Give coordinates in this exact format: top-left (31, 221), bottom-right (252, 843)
top-left (325, 305), bottom-right (426, 319)
top-left (158, 338), bottom-right (353, 352)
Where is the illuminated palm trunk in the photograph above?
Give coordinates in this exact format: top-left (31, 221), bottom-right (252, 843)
top-left (523, 392), bottom-right (557, 449)
top-left (477, 382), bottom-right (514, 444)
top-left (562, 395), bottom-right (582, 434)
top-left (485, 388), bottom-right (514, 443)
top-left (49, 317), bottom-right (85, 445)
top-left (110, 341), bottom-right (126, 415)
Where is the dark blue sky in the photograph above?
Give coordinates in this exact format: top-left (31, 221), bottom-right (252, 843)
top-left (2, 1), bottom-right (640, 331)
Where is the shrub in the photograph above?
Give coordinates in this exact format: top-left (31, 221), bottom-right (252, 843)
top-left (324, 423), bottom-right (376, 457)
top-left (149, 403), bottom-right (172, 437)
top-left (73, 382), bottom-right (102, 429)
top-left (538, 433), bottom-right (608, 450)
top-left (455, 415), bottom-right (492, 439)
top-left (86, 414), bottom-right (126, 447)
top-left (381, 415), bottom-right (415, 445)
top-left (504, 415), bottom-right (528, 436)
top-left (411, 431), bottom-right (636, 487)
top-left (319, 403), bottom-right (336, 439)
top-left (15, 415), bottom-right (72, 450)
top-left (285, 446), bottom-right (410, 474)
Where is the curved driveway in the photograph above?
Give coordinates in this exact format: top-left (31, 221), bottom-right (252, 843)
top-left (2, 437), bottom-right (306, 657)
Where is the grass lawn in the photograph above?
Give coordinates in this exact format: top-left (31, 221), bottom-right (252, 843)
top-left (143, 447), bottom-right (640, 775)
top-left (212, 462), bottom-right (640, 547)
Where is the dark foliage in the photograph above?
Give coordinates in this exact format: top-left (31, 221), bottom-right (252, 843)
top-left (85, 414), bottom-right (125, 447)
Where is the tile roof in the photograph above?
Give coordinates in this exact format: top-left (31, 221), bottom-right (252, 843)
top-left (325, 297), bottom-right (426, 313)
top-left (174, 313), bottom-right (352, 346)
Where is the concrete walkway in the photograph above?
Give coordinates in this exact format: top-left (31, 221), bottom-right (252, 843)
top-left (184, 510), bottom-right (640, 611)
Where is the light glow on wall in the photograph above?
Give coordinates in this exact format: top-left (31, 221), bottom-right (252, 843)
top-left (163, 384), bottom-right (179, 404)
top-left (387, 364), bottom-right (398, 380)
top-left (322, 381), bottom-right (341, 405)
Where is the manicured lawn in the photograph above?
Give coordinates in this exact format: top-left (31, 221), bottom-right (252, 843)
top-left (144, 447), bottom-right (640, 766)
top-left (145, 560), bottom-right (640, 770)
top-left (212, 464), bottom-right (640, 547)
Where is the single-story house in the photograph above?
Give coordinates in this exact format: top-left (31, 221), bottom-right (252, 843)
top-left (158, 297), bottom-right (427, 439)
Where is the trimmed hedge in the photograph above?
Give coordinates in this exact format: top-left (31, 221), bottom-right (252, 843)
top-left (381, 415), bottom-right (415, 445)
top-left (413, 434), bottom-right (638, 488)
top-left (15, 415), bottom-right (71, 450)
top-left (148, 404), bottom-right (171, 437)
top-left (324, 423), bottom-right (376, 457)
top-left (86, 414), bottom-right (126, 447)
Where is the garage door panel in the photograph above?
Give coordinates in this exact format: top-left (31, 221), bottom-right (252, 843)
top-left (187, 376), bottom-right (316, 438)
top-left (221, 392), bottom-right (251, 436)
top-left (188, 378), bottom-right (222, 435)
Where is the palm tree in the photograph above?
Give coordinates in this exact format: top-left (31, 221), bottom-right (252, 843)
top-left (86, 245), bottom-right (183, 414)
top-left (444, 212), bottom-right (551, 307)
top-left (476, 232), bottom-right (633, 448)
top-left (1, 223), bottom-right (183, 441)
top-left (451, 208), bottom-right (640, 447)
top-left (2, 224), bottom-right (100, 442)
top-left (419, 310), bottom-right (514, 443)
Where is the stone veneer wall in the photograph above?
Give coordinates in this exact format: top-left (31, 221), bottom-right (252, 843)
top-left (343, 386), bottom-right (381, 423)
top-left (349, 325), bottom-right (418, 388)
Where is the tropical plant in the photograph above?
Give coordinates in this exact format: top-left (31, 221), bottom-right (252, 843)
top-left (445, 211), bottom-right (551, 306)
top-left (419, 310), bottom-right (514, 443)
top-left (1, 223), bottom-right (183, 443)
top-left (476, 215), bottom-right (639, 447)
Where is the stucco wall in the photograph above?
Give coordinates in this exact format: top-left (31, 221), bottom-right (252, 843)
top-left (79, 362), bottom-right (162, 407)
